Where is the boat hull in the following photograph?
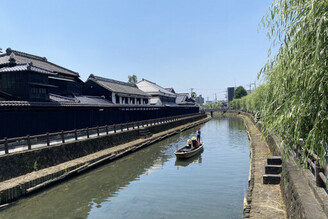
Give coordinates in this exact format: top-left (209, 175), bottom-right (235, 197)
top-left (174, 142), bottom-right (204, 159)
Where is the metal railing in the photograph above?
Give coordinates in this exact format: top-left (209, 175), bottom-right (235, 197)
top-left (0, 113), bottom-right (202, 155)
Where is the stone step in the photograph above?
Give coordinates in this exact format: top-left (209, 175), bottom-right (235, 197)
top-left (265, 165), bottom-right (282, 174)
top-left (267, 156), bottom-right (282, 165)
top-left (263, 174), bottom-right (281, 185)
top-left (139, 128), bottom-right (152, 138)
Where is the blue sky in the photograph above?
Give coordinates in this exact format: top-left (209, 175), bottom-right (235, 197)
top-left (0, 0), bottom-right (271, 100)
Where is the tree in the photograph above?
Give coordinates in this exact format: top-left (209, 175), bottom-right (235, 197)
top-left (233, 86), bottom-right (247, 99)
top-left (191, 91), bottom-right (196, 99)
top-left (128, 75), bottom-right (137, 84)
top-left (260, 0), bottom-right (328, 167)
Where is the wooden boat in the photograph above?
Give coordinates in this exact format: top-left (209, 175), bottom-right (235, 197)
top-left (174, 142), bottom-right (204, 159)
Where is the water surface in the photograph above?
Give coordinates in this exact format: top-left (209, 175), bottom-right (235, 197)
top-left (1, 117), bottom-right (250, 219)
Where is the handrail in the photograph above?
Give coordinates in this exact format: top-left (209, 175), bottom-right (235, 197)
top-left (293, 139), bottom-right (327, 188)
top-left (0, 113), bottom-right (202, 155)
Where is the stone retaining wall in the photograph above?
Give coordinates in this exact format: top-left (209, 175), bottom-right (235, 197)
top-left (244, 112), bottom-right (328, 219)
top-left (0, 114), bottom-right (206, 182)
top-left (0, 114), bottom-right (209, 206)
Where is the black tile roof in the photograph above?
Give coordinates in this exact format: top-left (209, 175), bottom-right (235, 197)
top-left (0, 63), bottom-right (57, 75)
top-left (0, 48), bottom-right (79, 77)
top-left (88, 75), bottom-right (150, 97)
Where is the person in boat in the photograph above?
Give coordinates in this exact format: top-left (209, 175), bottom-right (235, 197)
top-left (186, 139), bottom-right (192, 148)
top-left (192, 136), bottom-right (199, 148)
top-left (197, 128), bottom-right (201, 143)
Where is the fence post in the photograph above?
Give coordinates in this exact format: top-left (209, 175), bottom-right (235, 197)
top-left (74, 129), bottom-right (78, 140)
top-left (106, 125), bottom-right (109, 135)
top-left (97, 126), bottom-right (100, 136)
top-left (27, 135), bottom-right (31, 150)
top-left (133, 123), bottom-right (135, 129)
top-left (114, 125), bottom-right (116, 133)
top-left (137, 123), bottom-right (139, 129)
top-left (86, 128), bottom-right (89, 138)
top-left (315, 161), bottom-right (325, 187)
top-left (61, 131), bottom-right (65, 143)
top-left (121, 125), bottom-right (123, 132)
top-left (46, 133), bottom-right (50, 146)
top-left (4, 137), bottom-right (8, 154)
top-left (127, 124), bottom-right (129, 130)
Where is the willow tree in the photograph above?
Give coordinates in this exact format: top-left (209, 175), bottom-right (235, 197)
top-left (260, 0), bottom-right (328, 167)
top-left (128, 75), bottom-right (138, 84)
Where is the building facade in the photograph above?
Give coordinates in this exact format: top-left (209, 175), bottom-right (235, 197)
top-left (136, 79), bottom-right (177, 106)
top-left (83, 75), bottom-right (150, 105)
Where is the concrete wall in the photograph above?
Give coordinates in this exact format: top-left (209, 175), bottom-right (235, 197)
top-left (250, 113), bottom-right (328, 219)
top-left (0, 114), bottom-right (206, 182)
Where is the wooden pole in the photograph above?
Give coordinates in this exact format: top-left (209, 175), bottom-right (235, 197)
top-left (74, 129), bottom-right (78, 140)
top-left (46, 133), bottom-right (50, 146)
top-left (61, 131), bottom-right (65, 143)
top-left (315, 161), bottom-right (325, 187)
top-left (4, 137), bottom-right (8, 154)
top-left (27, 135), bottom-right (31, 150)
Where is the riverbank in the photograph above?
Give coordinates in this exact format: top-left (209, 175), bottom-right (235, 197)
top-left (239, 110), bottom-right (328, 219)
top-left (242, 114), bottom-right (286, 218)
top-left (0, 115), bottom-right (210, 207)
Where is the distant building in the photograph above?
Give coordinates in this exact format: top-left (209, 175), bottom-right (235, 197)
top-left (136, 79), bottom-right (176, 106)
top-left (227, 87), bottom-right (235, 102)
top-left (83, 74), bottom-right (150, 105)
top-left (164, 88), bottom-right (176, 94)
top-left (195, 95), bottom-right (204, 105)
top-left (175, 93), bottom-right (195, 105)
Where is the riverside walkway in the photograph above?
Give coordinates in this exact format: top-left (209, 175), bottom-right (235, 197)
top-left (243, 115), bottom-right (286, 219)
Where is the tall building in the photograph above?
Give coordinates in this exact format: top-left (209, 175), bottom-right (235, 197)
top-left (227, 87), bottom-right (235, 102)
top-left (195, 95), bottom-right (204, 105)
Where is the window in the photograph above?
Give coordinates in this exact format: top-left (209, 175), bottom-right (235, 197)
top-left (31, 87), bottom-right (46, 94)
top-left (115, 95), bottom-right (119, 104)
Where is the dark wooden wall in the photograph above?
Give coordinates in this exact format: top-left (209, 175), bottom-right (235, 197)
top-left (0, 105), bottom-right (199, 138)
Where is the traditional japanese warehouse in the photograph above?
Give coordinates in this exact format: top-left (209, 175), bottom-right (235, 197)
top-left (0, 48), bottom-right (198, 138)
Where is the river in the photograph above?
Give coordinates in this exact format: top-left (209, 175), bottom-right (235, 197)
top-left (0, 117), bottom-right (250, 219)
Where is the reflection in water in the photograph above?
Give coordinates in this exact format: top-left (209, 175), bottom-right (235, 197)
top-left (175, 154), bottom-right (203, 167)
top-left (0, 117), bottom-right (250, 219)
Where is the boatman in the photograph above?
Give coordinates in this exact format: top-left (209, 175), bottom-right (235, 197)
top-left (197, 128), bottom-right (201, 143)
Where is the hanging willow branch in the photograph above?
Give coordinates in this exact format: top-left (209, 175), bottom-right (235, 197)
top-left (258, 0), bottom-right (328, 168)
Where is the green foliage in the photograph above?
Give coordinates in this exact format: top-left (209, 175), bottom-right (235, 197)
top-left (230, 84), bottom-right (268, 112)
top-left (233, 86), bottom-right (248, 99)
top-left (203, 102), bottom-right (222, 109)
top-left (191, 91), bottom-right (196, 99)
top-left (258, 0), bottom-right (328, 167)
top-left (128, 75), bottom-right (137, 84)
top-left (33, 161), bottom-right (38, 171)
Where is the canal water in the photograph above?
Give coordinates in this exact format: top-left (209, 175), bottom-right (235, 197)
top-left (1, 117), bottom-right (250, 219)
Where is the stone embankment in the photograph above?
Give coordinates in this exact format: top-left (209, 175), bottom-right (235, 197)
top-left (0, 114), bottom-right (209, 206)
top-left (242, 114), bottom-right (286, 219)
top-left (240, 111), bottom-right (328, 219)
